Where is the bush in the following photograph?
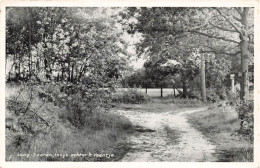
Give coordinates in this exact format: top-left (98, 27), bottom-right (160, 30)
top-left (190, 87), bottom-right (228, 102)
top-left (6, 85), bottom-right (55, 154)
top-left (112, 88), bottom-right (150, 104)
top-left (51, 84), bottom-right (113, 129)
top-left (206, 88), bottom-right (220, 102)
top-left (235, 99), bottom-right (254, 141)
top-left (6, 83), bottom-right (133, 161)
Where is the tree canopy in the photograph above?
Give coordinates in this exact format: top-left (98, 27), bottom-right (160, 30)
top-left (6, 7), bottom-right (131, 89)
top-left (122, 7), bottom-right (254, 100)
top-left (6, 7), bottom-right (254, 100)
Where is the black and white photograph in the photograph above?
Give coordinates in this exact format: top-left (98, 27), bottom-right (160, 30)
top-left (2, 1), bottom-right (259, 165)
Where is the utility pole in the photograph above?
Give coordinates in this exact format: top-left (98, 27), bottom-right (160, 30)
top-left (201, 53), bottom-right (206, 102)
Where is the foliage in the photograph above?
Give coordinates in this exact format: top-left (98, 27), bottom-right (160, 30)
top-left (6, 85), bottom-right (56, 153)
top-left (124, 7), bottom-right (254, 100)
top-left (165, 94), bottom-right (204, 107)
top-left (235, 99), bottom-right (254, 141)
top-left (112, 88), bottom-right (150, 104)
top-left (187, 105), bottom-right (253, 162)
top-left (226, 89), bottom-right (253, 141)
top-left (34, 83), bottom-right (114, 129)
top-left (6, 84), bottom-right (133, 161)
top-left (6, 7), bottom-right (129, 86)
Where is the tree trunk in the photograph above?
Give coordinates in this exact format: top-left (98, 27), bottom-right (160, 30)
top-left (201, 53), bottom-right (207, 102)
top-left (173, 85), bottom-right (176, 97)
top-left (240, 8), bottom-right (250, 101)
top-left (240, 44), bottom-right (249, 100)
top-left (18, 55), bottom-right (21, 80)
top-left (28, 8), bottom-right (32, 78)
top-left (67, 60), bottom-right (70, 83)
top-left (182, 80), bottom-right (188, 98)
top-left (71, 64), bottom-right (74, 83)
top-left (61, 68), bottom-right (64, 80)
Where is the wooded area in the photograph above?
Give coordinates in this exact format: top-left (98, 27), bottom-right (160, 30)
top-left (5, 7), bottom-right (254, 162)
top-left (6, 7), bottom-right (254, 101)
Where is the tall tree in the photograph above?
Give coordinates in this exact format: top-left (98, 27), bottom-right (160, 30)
top-left (187, 8), bottom-right (254, 100)
top-left (125, 7), bottom-right (254, 100)
top-left (6, 7), bottom-right (130, 88)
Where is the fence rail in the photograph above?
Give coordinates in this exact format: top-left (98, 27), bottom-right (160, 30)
top-left (115, 88), bottom-right (182, 98)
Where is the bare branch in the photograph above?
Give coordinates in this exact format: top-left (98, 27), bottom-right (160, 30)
top-left (190, 30), bottom-right (240, 44)
top-left (209, 21), bottom-right (237, 33)
top-left (201, 49), bottom-right (241, 56)
top-left (233, 15), bottom-right (242, 22)
top-left (235, 7), bottom-right (243, 15)
top-left (214, 8), bottom-right (242, 35)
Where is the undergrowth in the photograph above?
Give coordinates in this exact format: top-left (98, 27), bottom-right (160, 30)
top-left (112, 88), bottom-right (150, 104)
top-left (5, 83), bottom-right (133, 161)
top-left (187, 104), bottom-right (253, 162)
top-left (163, 94), bottom-right (205, 107)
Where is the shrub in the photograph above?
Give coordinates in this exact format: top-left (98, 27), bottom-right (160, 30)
top-left (190, 87), bottom-right (228, 102)
top-left (235, 99), bottom-right (254, 141)
top-left (6, 85), bottom-right (53, 154)
top-left (112, 88), bottom-right (150, 104)
top-left (52, 84), bottom-right (113, 129)
top-left (6, 83), bottom-right (133, 161)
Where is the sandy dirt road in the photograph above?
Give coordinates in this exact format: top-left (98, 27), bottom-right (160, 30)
top-left (114, 107), bottom-right (217, 162)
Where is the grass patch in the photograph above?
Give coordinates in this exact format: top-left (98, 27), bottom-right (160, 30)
top-left (113, 98), bottom-right (181, 113)
top-left (186, 105), bottom-right (253, 162)
top-left (112, 88), bottom-right (150, 104)
top-left (164, 125), bottom-right (182, 145)
top-left (113, 97), bottom-right (205, 114)
top-left (164, 95), bottom-right (205, 107)
top-left (133, 125), bottom-right (155, 133)
top-left (5, 84), bottom-right (133, 161)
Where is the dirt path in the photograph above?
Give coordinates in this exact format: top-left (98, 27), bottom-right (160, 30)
top-left (115, 107), bottom-right (217, 162)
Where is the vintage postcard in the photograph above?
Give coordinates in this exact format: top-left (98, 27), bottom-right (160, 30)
top-left (0, 0), bottom-right (259, 168)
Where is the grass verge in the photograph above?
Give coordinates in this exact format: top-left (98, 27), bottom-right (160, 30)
top-left (186, 105), bottom-right (253, 162)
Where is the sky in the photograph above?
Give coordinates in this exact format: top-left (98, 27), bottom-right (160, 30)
top-left (120, 30), bottom-right (146, 70)
top-left (131, 55), bottom-right (146, 69)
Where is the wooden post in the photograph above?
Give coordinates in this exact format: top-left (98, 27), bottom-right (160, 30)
top-left (146, 87), bottom-right (147, 94)
top-left (173, 86), bottom-right (176, 97)
top-left (161, 85), bottom-right (163, 98)
top-left (230, 74), bottom-right (235, 93)
top-left (201, 53), bottom-right (206, 102)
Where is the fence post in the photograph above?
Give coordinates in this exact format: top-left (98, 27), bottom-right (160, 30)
top-left (161, 85), bottom-right (163, 98)
top-left (201, 53), bottom-right (206, 102)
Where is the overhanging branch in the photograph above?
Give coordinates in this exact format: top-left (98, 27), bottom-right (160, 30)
top-left (209, 21), bottom-right (237, 33)
top-left (201, 49), bottom-right (241, 56)
top-left (214, 8), bottom-right (243, 35)
top-left (190, 30), bottom-right (240, 44)
top-left (235, 7), bottom-right (243, 15)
